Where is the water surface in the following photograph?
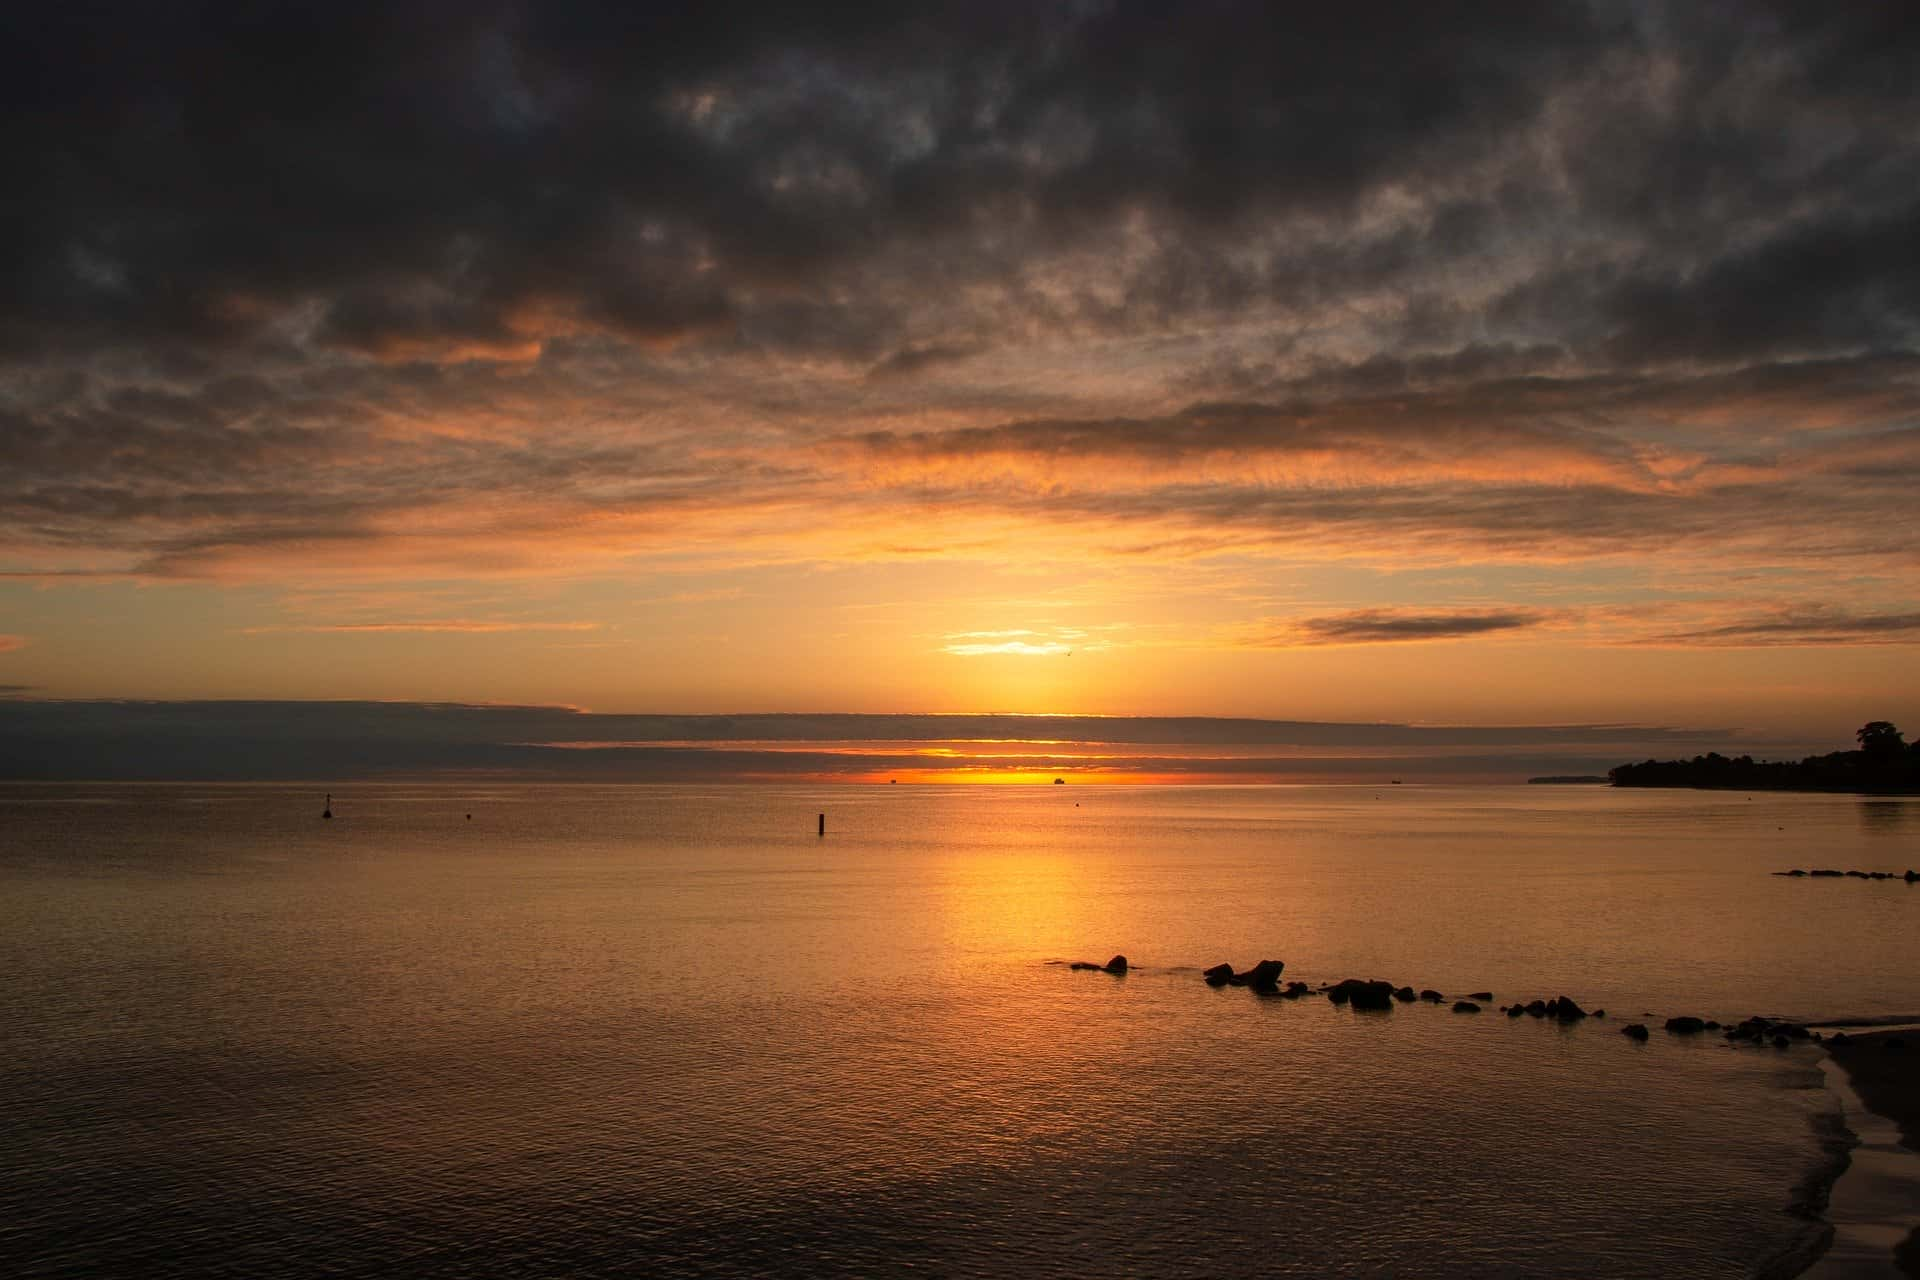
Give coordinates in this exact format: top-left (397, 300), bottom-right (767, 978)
top-left (3, 783), bottom-right (1916, 1276)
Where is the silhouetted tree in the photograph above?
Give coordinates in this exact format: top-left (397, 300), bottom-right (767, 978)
top-left (1857, 721), bottom-right (1905, 759)
top-left (1610, 720), bottom-right (1917, 793)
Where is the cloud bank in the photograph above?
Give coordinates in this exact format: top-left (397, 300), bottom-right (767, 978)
top-left (2, 2), bottom-right (1916, 677)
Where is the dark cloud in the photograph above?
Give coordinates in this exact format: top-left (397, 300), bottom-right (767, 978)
top-left (1652, 608), bottom-right (1920, 647)
top-left (1278, 609), bottom-right (1549, 646)
top-left (0, 0), bottom-right (1823, 364)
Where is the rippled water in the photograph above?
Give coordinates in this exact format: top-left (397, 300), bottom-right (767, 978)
top-left (3, 782), bottom-right (1916, 1277)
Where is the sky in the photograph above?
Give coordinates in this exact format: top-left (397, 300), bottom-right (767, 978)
top-left (2, 3), bottom-right (1918, 779)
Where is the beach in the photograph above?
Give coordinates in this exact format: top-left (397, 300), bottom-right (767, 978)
top-left (1820, 1030), bottom-right (1920, 1278)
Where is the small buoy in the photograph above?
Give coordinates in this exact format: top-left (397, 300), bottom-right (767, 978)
top-left (465, 813), bottom-right (472, 820)
top-left (818, 812), bottom-right (825, 836)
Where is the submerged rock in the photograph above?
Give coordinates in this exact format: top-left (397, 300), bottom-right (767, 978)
top-left (1104, 955), bottom-right (1128, 975)
top-left (1419, 989), bottom-right (1445, 1003)
top-left (1241, 959), bottom-right (1285, 991)
top-left (1204, 959), bottom-right (1285, 991)
top-left (1327, 978), bottom-right (1396, 1010)
top-left (1393, 985), bottom-right (1416, 1002)
top-left (1506, 1004), bottom-right (1526, 1018)
top-left (1622, 1023), bottom-right (1650, 1041)
top-left (1549, 996), bottom-right (1588, 1021)
top-left (1452, 1001), bottom-right (1481, 1013)
top-left (1665, 1016), bottom-right (1707, 1034)
top-left (1466, 991), bottom-right (1493, 1002)
top-left (1283, 981), bottom-right (1312, 998)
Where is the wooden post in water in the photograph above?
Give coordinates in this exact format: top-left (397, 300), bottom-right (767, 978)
top-left (818, 812), bottom-right (825, 837)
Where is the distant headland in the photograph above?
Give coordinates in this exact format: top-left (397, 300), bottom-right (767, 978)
top-left (1609, 721), bottom-right (1920, 794)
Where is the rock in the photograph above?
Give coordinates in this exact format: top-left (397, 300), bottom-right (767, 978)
top-left (1622, 1023), bottom-right (1650, 1041)
top-left (1466, 991), bottom-right (1493, 1002)
top-left (1888, 1037), bottom-right (1907, 1052)
top-left (1283, 981), bottom-right (1312, 998)
top-left (1393, 986), bottom-right (1416, 1003)
top-left (1104, 955), bottom-right (1128, 975)
top-left (1241, 959), bottom-right (1285, 991)
top-left (1845, 870), bottom-right (1869, 879)
top-left (1705, 1020), bottom-right (1720, 1030)
top-left (1811, 869), bottom-right (1843, 877)
top-left (1525, 1000), bottom-right (1548, 1017)
top-left (1665, 1016), bottom-right (1707, 1034)
top-left (1774, 869), bottom-right (1807, 876)
top-left (1548, 996), bottom-right (1587, 1021)
top-left (1452, 1001), bottom-right (1481, 1013)
top-left (1506, 1004), bottom-right (1526, 1018)
top-left (1069, 962), bottom-right (1102, 971)
top-left (1419, 989), bottom-right (1445, 1003)
top-left (1870, 872), bottom-right (1891, 880)
top-left (1205, 959), bottom-right (1284, 990)
top-left (1772, 1034), bottom-right (1790, 1048)
top-left (1907, 870), bottom-right (1917, 882)
top-left (1593, 1009), bottom-right (1606, 1018)
top-left (1327, 978), bottom-right (1396, 1010)
top-left (1832, 1031), bottom-right (1849, 1044)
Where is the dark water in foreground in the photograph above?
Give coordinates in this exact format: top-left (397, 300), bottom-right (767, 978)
top-left (3, 782), bottom-right (1917, 1277)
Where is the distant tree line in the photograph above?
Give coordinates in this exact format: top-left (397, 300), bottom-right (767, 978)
top-left (1609, 722), bottom-right (1920, 793)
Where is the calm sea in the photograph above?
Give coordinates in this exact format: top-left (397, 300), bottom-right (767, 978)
top-left (3, 782), bottom-right (1917, 1277)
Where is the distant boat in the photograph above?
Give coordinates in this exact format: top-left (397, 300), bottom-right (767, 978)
top-left (1391, 779), bottom-right (1402, 785)
top-left (322, 793), bottom-right (333, 820)
top-left (1054, 777), bottom-right (1066, 785)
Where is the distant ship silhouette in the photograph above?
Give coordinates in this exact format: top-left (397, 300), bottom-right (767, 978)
top-left (322, 793), bottom-right (333, 820)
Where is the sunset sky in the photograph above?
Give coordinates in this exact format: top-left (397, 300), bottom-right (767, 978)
top-left (3, 3), bottom-right (1918, 778)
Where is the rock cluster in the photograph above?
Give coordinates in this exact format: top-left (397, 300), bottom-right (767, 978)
top-left (1066, 954), bottom-right (1833, 1064)
top-left (1203, 959), bottom-right (1285, 991)
top-left (1500, 995), bottom-right (1589, 1021)
top-left (1325, 978), bottom-right (1397, 1010)
top-left (1773, 868), bottom-right (1918, 881)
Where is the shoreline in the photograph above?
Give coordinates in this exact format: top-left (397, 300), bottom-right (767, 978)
top-left (1803, 1030), bottom-right (1920, 1279)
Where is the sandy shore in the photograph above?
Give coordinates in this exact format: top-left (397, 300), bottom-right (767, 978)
top-left (1819, 1030), bottom-right (1920, 1278)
